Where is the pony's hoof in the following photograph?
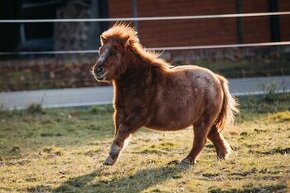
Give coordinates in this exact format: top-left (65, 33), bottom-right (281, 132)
top-left (103, 156), bottom-right (116, 166)
top-left (167, 160), bottom-right (180, 165)
top-left (180, 158), bottom-right (195, 165)
top-left (217, 150), bottom-right (232, 160)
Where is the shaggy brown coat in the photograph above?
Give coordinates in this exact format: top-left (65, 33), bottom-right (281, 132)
top-left (92, 24), bottom-right (239, 165)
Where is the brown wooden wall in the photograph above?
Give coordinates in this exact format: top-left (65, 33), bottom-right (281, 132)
top-left (107, 0), bottom-right (290, 47)
top-left (279, 0), bottom-right (290, 41)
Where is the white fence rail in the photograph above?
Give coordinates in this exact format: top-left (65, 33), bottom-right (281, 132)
top-left (0, 41), bottom-right (290, 56)
top-left (0, 11), bottom-right (290, 55)
top-left (0, 11), bottom-right (289, 23)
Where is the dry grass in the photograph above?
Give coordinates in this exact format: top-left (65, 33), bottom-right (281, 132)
top-left (0, 94), bottom-right (289, 193)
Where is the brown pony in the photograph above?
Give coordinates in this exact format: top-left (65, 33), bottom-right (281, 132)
top-left (92, 24), bottom-right (239, 166)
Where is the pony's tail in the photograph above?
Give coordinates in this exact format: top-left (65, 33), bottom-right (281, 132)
top-left (215, 75), bottom-right (239, 131)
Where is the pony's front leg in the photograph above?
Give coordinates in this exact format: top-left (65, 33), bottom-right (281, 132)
top-left (103, 126), bottom-right (132, 165)
top-left (103, 114), bottom-right (144, 166)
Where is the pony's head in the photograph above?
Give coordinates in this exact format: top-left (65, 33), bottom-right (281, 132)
top-left (92, 24), bottom-right (139, 82)
top-left (92, 23), bottom-right (170, 82)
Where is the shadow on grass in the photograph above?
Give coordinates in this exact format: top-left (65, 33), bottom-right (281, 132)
top-left (208, 185), bottom-right (287, 193)
top-left (52, 164), bottom-right (190, 193)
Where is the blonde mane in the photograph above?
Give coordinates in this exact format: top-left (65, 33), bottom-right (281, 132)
top-left (100, 23), bottom-right (171, 70)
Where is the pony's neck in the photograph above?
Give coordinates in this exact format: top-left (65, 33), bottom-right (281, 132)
top-left (115, 52), bottom-right (153, 86)
top-left (127, 58), bottom-right (149, 78)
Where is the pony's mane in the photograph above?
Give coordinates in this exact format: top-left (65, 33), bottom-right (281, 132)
top-left (100, 23), bottom-right (171, 70)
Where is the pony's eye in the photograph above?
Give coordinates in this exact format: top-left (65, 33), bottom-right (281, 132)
top-left (111, 51), bottom-right (118, 57)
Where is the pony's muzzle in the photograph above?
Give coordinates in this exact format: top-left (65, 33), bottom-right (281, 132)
top-left (95, 67), bottom-right (105, 75)
top-left (94, 66), bottom-right (107, 80)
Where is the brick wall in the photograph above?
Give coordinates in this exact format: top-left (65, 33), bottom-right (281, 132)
top-left (279, 0), bottom-right (290, 41)
top-left (107, 0), bottom-right (290, 47)
top-left (108, 0), bottom-right (237, 47)
top-left (242, 0), bottom-right (271, 43)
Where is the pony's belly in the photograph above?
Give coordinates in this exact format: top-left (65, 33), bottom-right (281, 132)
top-left (145, 101), bottom-right (198, 131)
top-left (145, 114), bottom-right (194, 131)
top-left (145, 124), bottom-right (191, 131)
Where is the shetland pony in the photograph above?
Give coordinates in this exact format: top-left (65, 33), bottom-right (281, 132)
top-left (92, 24), bottom-right (239, 166)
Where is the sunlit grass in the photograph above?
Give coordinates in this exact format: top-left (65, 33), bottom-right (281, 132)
top-left (0, 94), bottom-right (289, 192)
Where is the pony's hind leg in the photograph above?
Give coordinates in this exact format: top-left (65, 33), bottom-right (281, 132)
top-left (181, 122), bottom-right (212, 164)
top-left (207, 125), bottom-right (232, 160)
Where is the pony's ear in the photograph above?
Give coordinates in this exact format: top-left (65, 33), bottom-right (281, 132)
top-left (100, 35), bottom-right (107, 45)
top-left (123, 36), bottom-right (131, 47)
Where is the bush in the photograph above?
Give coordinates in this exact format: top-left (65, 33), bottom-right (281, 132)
top-left (27, 103), bottom-right (43, 114)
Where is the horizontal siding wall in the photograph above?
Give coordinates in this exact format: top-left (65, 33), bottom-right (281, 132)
top-left (279, 0), bottom-right (290, 41)
top-left (107, 0), bottom-right (290, 47)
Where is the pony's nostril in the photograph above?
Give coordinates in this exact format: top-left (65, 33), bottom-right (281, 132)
top-left (96, 67), bottom-right (104, 74)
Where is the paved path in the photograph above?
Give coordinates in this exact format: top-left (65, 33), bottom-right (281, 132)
top-left (0, 76), bottom-right (289, 110)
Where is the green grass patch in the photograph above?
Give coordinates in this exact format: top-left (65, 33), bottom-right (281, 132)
top-left (0, 94), bottom-right (289, 192)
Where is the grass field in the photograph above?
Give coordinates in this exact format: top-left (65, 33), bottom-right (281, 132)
top-left (0, 94), bottom-right (289, 193)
